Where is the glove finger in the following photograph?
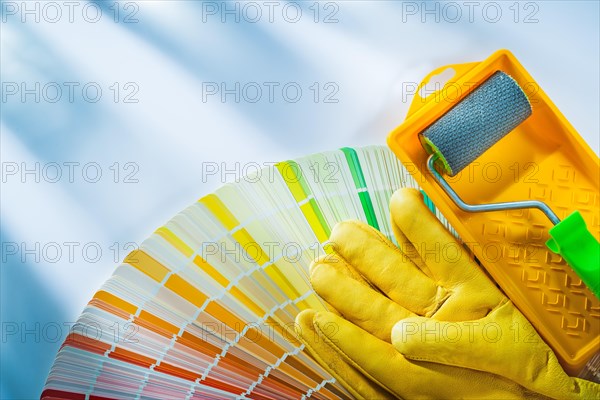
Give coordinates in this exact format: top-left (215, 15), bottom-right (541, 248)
top-left (310, 253), bottom-right (377, 290)
top-left (330, 220), bottom-right (448, 316)
top-left (313, 311), bottom-right (532, 399)
top-left (312, 311), bottom-right (405, 397)
top-left (310, 252), bottom-right (380, 316)
top-left (310, 261), bottom-right (415, 341)
top-left (391, 218), bottom-right (431, 275)
top-left (390, 188), bottom-right (475, 286)
top-left (308, 253), bottom-right (372, 317)
top-left (295, 310), bottom-right (393, 400)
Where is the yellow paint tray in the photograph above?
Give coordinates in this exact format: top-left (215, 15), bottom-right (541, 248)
top-left (387, 49), bottom-right (600, 376)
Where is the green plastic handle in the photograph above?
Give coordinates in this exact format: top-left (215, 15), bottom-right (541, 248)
top-left (546, 211), bottom-right (600, 299)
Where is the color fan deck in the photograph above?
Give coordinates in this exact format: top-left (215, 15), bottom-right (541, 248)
top-left (42, 146), bottom-right (452, 400)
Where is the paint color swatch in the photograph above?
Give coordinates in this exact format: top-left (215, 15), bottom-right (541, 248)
top-left (42, 146), bottom-right (453, 400)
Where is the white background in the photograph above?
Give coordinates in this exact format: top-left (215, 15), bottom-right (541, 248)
top-left (1, 1), bottom-right (598, 397)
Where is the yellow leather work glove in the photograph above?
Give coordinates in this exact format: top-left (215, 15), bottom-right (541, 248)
top-left (295, 188), bottom-right (600, 399)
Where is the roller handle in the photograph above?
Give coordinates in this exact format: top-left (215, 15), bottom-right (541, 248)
top-left (546, 211), bottom-right (600, 299)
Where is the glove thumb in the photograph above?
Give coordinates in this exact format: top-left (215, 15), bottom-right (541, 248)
top-left (391, 311), bottom-right (503, 371)
top-left (391, 301), bottom-right (598, 400)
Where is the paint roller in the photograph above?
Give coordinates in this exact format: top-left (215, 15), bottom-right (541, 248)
top-left (419, 70), bottom-right (600, 298)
